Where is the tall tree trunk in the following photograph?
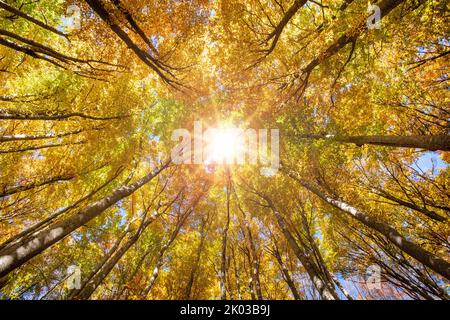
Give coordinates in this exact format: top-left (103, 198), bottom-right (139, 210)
top-left (271, 240), bottom-right (302, 300)
top-left (372, 188), bottom-right (446, 222)
top-left (115, 245), bottom-right (153, 299)
top-left (0, 170), bottom-right (122, 253)
top-left (69, 220), bottom-right (135, 299)
top-left (70, 208), bottom-right (161, 300)
top-left (219, 177), bottom-right (231, 300)
top-left (74, 232), bottom-right (139, 299)
top-left (285, 170), bottom-right (450, 280)
top-left (0, 174), bottom-right (74, 198)
top-left (75, 184), bottom-right (178, 299)
top-left (141, 205), bottom-right (194, 298)
top-left (0, 108), bottom-right (126, 121)
top-left (184, 216), bottom-right (207, 299)
top-left (232, 178), bottom-right (263, 299)
top-left (261, 195), bottom-right (339, 300)
top-left (141, 246), bottom-right (166, 297)
top-left (231, 246), bottom-right (242, 300)
top-left (0, 162), bottom-right (169, 278)
top-left (248, 229), bottom-right (263, 300)
top-left (246, 253), bottom-right (257, 300)
top-left (295, 134), bottom-right (450, 151)
top-left (295, 203), bottom-right (353, 299)
top-left (236, 203), bottom-right (263, 300)
top-left (302, 0), bottom-right (407, 75)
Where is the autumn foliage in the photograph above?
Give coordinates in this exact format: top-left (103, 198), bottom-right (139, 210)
top-left (0, 0), bottom-right (448, 300)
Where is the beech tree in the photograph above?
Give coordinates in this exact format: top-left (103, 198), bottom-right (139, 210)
top-left (0, 0), bottom-right (448, 300)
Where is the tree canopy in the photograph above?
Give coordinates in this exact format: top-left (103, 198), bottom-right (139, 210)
top-left (0, 0), bottom-right (448, 300)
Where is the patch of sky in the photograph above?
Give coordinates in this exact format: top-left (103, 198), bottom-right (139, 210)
top-left (151, 35), bottom-right (162, 49)
top-left (141, 5), bottom-right (149, 15)
top-left (412, 151), bottom-right (447, 178)
top-left (437, 38), bottom-right (449, 46)
top-left (416, 46), bottom-right (428, 57)
top-left (71, 231), bottom-right (83, 242)
top-left (58, 17), bottom-right (73, 32)
top-left (116, 200), bottom-right (127, 227)
top-left (148, 133), bottom-right (160, 142)
top-left (31, 150), bottom-right (45, 160)
top-left (313, 230), bottom-right (323, 240)
top-left (217, 82), bottom-right (225, 91)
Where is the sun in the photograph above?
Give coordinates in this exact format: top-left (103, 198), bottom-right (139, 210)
top-left (204, 127), bottom-right (244, 165)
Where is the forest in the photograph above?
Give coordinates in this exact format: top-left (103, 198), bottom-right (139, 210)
top-left (0, 0), bottom-right (448, 300)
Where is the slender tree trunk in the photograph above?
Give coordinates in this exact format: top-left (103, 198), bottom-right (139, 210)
top-left (141, 206), bottom-right (194, 298)
top-left (263, 197), bottom-right (339, 300)
top-left (69, 221), bottom-right (135, 299)
top-left (220, 179), bottom-right (231, 300)
top-left (237, 205), bottom-right (263, 300)
top-left (296, 203), bottom-right (344, 299)
top-left (0, 108), bottom-right (126, 121)
top-left (295, 134), bottom-right (450, 151)
top-left (232, 177), bottom-right (263, 299)
top-left (141, 247), bottom-right (165, 297)
top-left (184, 217), bottom-right (207, 299)
top-left (330, 274), bottom-right (353, 300)
top-left (285, 170), bottom-right (450, 280)
top-left (71, 209), bottom-right (161, 300)
top-left (302, 0), bottom-right (407, 75)
top-left (271, 241), bottom-right (302, 300)
top-left (246, 254), bottom-right (257, 300)
top-left (248, 231), bottom-right (263, 300)
top-left (85, 0), bottom-right (175, 85)
top-left (0, 162), bottom-right (169, 278)
top-left (74, 233), bottom-right (138, 299)
top-left (231, 246), bottom-right (242, 300)
top-left (0, 1), bottom-right (68, 37)
top-left (373, 188), bottom-right (446, 222)
top-left (0, 129), bottom-right (87, 142)
top-left (0, 170), bottom-right (121, 253)
top-left (115, 245), bottom-right (153, 299)
top-left (226, 258), bottom-right (235, 300)
top-left (0, 174), bottom-right (74, 198)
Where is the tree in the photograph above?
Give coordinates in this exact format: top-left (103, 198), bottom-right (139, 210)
top-left (0, 0), bottom-right (448, 300)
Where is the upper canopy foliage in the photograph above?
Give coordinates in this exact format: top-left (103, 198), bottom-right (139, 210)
top-left (0, 0), bottom-right (448, 300)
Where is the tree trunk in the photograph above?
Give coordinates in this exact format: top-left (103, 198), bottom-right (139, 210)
top-left (238, 207), bottom-right (263, 300)
top-left (0, 162), bottom-right (169, 278)
top-left (0, 174), bottom-right (74, 198)
top-left (141, 206), bottom-right (194, 298)
top-left (297, 205), bottom-right (347, 299)
top-left (271, 241), bottom-right (302, 300)
top-left (231, 246), bottom-right (242, 300)
top-left (71, 209), bottom-right (161, 300)
top-left (285, 171), bottom-right (450, 280)
top-left (263, 197), bottom-right (339, 300)
top-left (248, 229), bottom-right (263, 300)
top-left (0, 108), bottom-right (126, 121)
top-left (296, 134), bottom-right (450, 151)
top-left (69, 221), bottom-right (135, 299)
top-left (184, 217), bottom-right (207, 299)
top-left (302, 0), bottom-right (407, 75)
top-left (0, 170), bottom-right (122, 253)
top-left (232, 177), bottom-right (263, 300)
top-left (219, 179), bottom-right (231, 300)
top-left (373, 188), bottom-right (446, 222)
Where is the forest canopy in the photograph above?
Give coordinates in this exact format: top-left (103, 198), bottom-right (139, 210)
top-left (0, 0), bottom-right (449, 300)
